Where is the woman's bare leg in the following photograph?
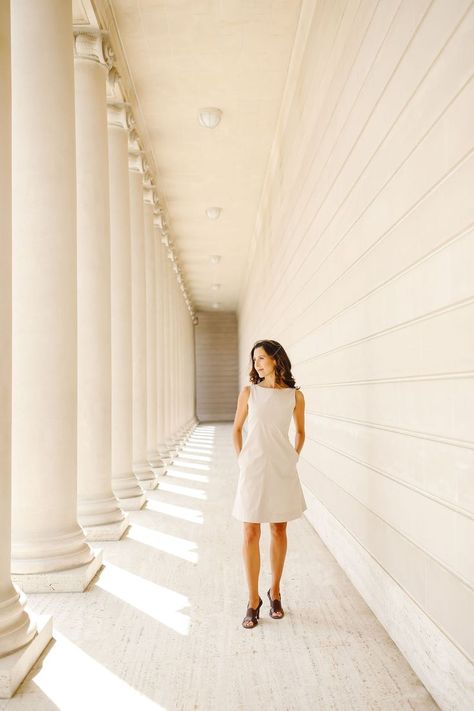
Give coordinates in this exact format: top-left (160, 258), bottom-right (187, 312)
top-left (242, 522), bottom-right (261, 610)
top-left (269, 522), bottom-right (287, 615)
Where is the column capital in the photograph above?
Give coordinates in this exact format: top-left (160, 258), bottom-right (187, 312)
top-left (128, 127), bottom-right (144, 172)
top-left (73, 27), bottom-right (113, 67)
top-left (153, 210), bottom-right (167, 229)
top-left (107, 65), bottom-right (121, 99)
top-left (128, 150), bottom-right (144, 173)
top-left (107, 101), bottom-right (130, 129)
top-left (143, 187), bottom-right (157, 205)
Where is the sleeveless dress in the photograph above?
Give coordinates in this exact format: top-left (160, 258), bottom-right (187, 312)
top-left (231, 383), bottom-right (307, 523)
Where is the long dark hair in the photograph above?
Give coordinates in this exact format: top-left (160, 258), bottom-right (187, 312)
top-left (249, 339), bottom-right (299, 389)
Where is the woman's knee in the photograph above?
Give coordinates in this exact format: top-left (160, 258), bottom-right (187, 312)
top-left (270, 522), bottom-right (287, 538)
top-left (243, 523), bottom-right (261, 544)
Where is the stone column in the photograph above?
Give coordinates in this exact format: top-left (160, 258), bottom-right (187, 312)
top-left (129, 142), bottom-right (156, 488)
top-left (74, 28), bottom-right (127, 540)
top-left (0, 2), bottom-right (52, 696)
top-left (163, 254), bottom-right (176, 462)
top-left (10, 0), bottom-right (101, 592)
top-left (143, 194), bottom-right (163, 471)
top-left (153, 216), bottom-right (169, 466)
top-left (108, 102), bottom-right (146, 511)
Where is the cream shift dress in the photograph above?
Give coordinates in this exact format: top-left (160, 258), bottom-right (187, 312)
top-left (231, 383), bottom-right (307, 523)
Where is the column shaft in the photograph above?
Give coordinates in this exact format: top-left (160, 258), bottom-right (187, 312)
top-left (10, 0), bottom-right (101, 591)
top-left (0, 2), bottom-right (50, 685)
top-left (108, 106), bottom-right (146, 510)
top-left (144, 201), bottom-right (162, 469)
top-left (74, 30), bottom-right (127, 539)
top-left (129, 163), bottom-right (156, 488)
top-left (153, 220), bottom-right (169, 463)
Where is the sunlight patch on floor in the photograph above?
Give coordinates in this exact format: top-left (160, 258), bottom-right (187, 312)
top-left (145, 498), bottom-right (204, 524)
top-left (182, 445), bottom-right (213, 453)
top-left (176, 451), bottom-right (212, 462)
top-left (158, 481), bottom-right (207, 500)
top-left (33, 629), bottom-right (167, 711)
top-left (170, 460), bottom-right (210, 471)
top-left (127, 524), bottom-right (199, 563)
top-left (165, 469), bottom-right (209, 484)
top-left (96, 562), bottom-right (190, 635)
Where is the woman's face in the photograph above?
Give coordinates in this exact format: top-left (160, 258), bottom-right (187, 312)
top-left (253, 346), bottom-right (275, 377)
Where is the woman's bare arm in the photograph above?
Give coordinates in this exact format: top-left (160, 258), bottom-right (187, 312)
top-left (293, 389), bottom-right (305, 456)
top-left (232, 385), bottom-right (250, 456)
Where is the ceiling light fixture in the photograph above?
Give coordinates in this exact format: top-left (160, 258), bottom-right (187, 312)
top-left (209, 254), bottom-right (221, 265)
top-left (211, 283), bottom-right (221, 291)
top-left (198, 107), bottom-right (222, 129)
top-left (206, 207), bottom-right (222, 220)
top-left (212, 302), bottom-right (220, 309)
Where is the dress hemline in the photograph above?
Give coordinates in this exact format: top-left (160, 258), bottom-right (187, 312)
top-left (231, 507), bottom-right (307, 524)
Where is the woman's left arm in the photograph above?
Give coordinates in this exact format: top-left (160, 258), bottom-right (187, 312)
top-left (293, 389), bottom-right (305, 457)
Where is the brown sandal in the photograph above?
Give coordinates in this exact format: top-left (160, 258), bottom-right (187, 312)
top-left (267, 589), bottom-right (284, 619)
top-left (242, 597), bottom-right (263, 628)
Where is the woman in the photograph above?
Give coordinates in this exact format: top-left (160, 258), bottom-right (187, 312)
top-left (232, 339), bottom-right (307, 629)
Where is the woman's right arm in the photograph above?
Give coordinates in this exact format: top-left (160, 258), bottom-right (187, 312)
top-left (232, 385), bottom-right (250, 456)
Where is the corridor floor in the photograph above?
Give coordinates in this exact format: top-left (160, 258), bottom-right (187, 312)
top-left (2, 423), bottom-right (438, 711)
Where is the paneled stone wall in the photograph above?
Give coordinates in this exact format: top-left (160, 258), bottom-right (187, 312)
top-left (238, 1), bottom-right (474, 707)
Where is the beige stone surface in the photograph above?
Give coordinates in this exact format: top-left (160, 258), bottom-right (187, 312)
top-left (1, 424), bottom-right (438, 710)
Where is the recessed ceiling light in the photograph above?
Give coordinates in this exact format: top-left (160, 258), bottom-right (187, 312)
top-left (198, 107), bottom-right (222, 129)
top-left (211, 283), bottom-right (221, 291)
top-left (212, 302), bottom-right (220, 309)
top-left (206, 207), bottom-right (222, 220)
top-left (209, 255), bottom-right (221, 265)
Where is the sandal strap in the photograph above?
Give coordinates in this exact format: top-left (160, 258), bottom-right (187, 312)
top-left (242, 597), bottom-right (262, 626)
top-left (270, 598), bottom-right (282, 614)
top-left (267, 589), bottom-right (284, 617)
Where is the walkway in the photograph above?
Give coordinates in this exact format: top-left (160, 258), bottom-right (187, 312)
top-left (1, 424), bottom-right (438, 711)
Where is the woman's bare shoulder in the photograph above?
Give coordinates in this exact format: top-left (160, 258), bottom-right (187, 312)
top-left (295, 388), bottom-right (304, 401)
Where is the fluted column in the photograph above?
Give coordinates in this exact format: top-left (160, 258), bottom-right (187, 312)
top-left (74, 29), bottom-right (127, 540)
top-left (0, 3), bottom-right (52, 695)
top-left (108, 102), bottom-right (146, 511)
top-left (10, 0), bottom-right (101, 592)
top-left (128, 144), bottom-right (156, 488)
top-left (143, 196), bottom-right (163, 471)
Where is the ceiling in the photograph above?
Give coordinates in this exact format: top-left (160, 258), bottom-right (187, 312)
top-left (107, 0), bottom-right (302, 312)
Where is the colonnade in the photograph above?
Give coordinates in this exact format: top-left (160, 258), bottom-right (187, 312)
top-left (0, 0), bottom-right (197, 697)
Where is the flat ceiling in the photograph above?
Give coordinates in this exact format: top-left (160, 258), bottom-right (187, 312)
top-left (109, 0), bottom-right (302, 311)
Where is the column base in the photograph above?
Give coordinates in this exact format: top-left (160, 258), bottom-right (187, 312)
top-left (152, 464), bottom-right (167, 479)
top-left (133, 462), bottom-right (158, 490)
top-left (82, 515), bottom-right (129, 541)
top-left (147, 450), bottom-right (163, 468)
top-left (158, 448), bottom-right (172, 465)
top-left (117, 493), bottom-right (146, 511)
top-left (12, 550), bottom-right (103, 593)
top-left (138, 479), bottom-right (158, 491)
top-left (0, 613), bottom-right (53, 698)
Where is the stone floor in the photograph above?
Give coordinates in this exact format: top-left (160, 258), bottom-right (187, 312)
top-left (1, 423), bottom-right (438, 711)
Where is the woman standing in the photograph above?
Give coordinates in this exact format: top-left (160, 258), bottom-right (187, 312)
top-left (232, 339), bottom-right (307, 629)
